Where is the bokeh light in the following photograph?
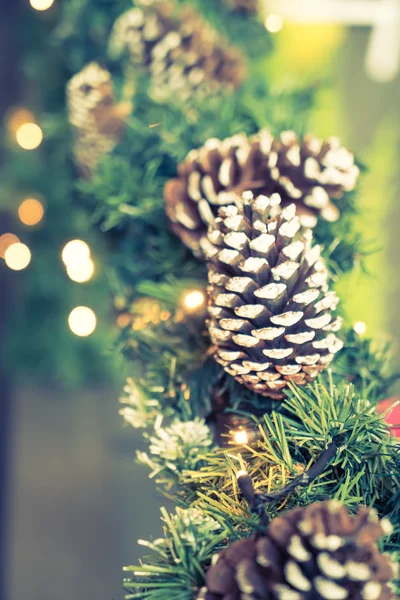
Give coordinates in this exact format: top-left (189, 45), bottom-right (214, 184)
top-left (234, 430), bottom-right (248, 445)
top-left (4, 243), bottom-right (31, 271)
top-left (7, 108), bottom-right (35, 135)
top-left (66, 258), bottom-right (95, 283)
top-left (16, 123), bottom-right (43, 150)
top-left (0, 233), bottom-right (20, 258)
top-left (18, 197), bottom-right (45, 226)
top-left (30, 0), bottom-right (55, 9)
top-left (61, 239), bottom-right (90, 266)
top-left (116, 313), bottom-right (132, 329)
top-left (183, 290), bottom-right (205, 311)
top-left (265, 14), bottom-right (283, 33)
top-left (68, 306), bottom-right (97, 337)
top-left (353, 320), bottom-right (367, 336)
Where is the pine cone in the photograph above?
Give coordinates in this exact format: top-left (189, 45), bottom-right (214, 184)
top-left (223, 0), bottom-right (259, 13)
top-left (164, 130), bottom-right (359, 257)
top-left (206, 193), bottom-right (343, 399)
top-left (200, 501), bottom-right (397, 600)
top-left (67, 63), bottom-right (130, 176)
top-left (109, 2), bottom-right (246, 103)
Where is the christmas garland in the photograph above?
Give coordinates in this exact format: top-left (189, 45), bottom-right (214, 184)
top-left (63, 0), bottom-right (400, 598)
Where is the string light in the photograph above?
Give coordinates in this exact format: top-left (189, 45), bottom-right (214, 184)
top-left (66, 258), bottom-right (95, 283)
top-left (236, 469), bottom-right (248, 480)
top-left (18, 197), bottom-right (45, 226)
top-left (234, 430), bottom-right (249, 445)
top-left (30, 0), bottom-right (55, 9)
top-left (68, 306), bottom-right (97, 337)
top-left (265, 14), bottom-right (283, 33)
top-left (16, 123), bottom-right (43, 150)
top-left (0, 233), bottom-right (20, 258)
top-left (183, 290), bottom-right (205, 311)
top-left (61, 239), bottom-right (90, 266)
top-left (4, 243), bottom-right (31, 271)
top-left (353, 320), bottom-right (367, 336)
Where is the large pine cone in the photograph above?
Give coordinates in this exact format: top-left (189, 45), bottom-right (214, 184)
top-left (200, 501), bottom-right (397, 600)
top-left (206, 193), bottom-right (343, 399)
top-left (67, 63), bottom-right (130, 176)
top-left (164, 130), bottom-right (359, 257)
top-left (109, 1), bottom-right (246, 103)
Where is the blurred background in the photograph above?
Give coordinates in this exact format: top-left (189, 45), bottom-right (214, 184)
top-left (1, 1), bottom-right (399, 599)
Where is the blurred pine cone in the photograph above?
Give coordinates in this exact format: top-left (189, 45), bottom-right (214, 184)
top-left (206, 193), bottom-right (343, 399)
top-left (200, 501), bottom-right (397, 600)
top-left (67, 63), bottom-right (131, 176)
top-left (164, 130), bottom-right (359, 257)
top-left (109, 1), bottom-right (246, 103)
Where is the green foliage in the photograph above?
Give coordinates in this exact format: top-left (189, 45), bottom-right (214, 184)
top-left (123, 506), bottom-right (230, 600)
top-left (281, 379), bottom-right (398, 511)
top-left (126, 378), bottom-right (399, 542)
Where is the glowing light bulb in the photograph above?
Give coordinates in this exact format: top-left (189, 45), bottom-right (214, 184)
top-left (183, 290), bottom-right (205, 311)
top-left (265, 14), bottom-right (283, 33)
top-left (234, 430), bottom-right (249, 445)
top-left (16, 123), bottom-right (43, 150)
top-left (236, 470), bottom-right (248, 480)
top-left (18, 197), bottom-right (45, 226)
top-left (61, 239), bottom-right (90, 266)
top-left (4, 243), bottom-right (31, 270)
top-left (0, 233), bottom-right (20, 258)
top-left (353, 320), bottom-right (367, 336)
top-left (66, 258), bottom-right (95, 283)
top-left (30, 0), bottom-right (55, 9)
top-left (68, 306), bottom-right (97, 337)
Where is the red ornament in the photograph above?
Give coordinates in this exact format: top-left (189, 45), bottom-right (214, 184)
top-left (378, 396), bottom-right (400, 438)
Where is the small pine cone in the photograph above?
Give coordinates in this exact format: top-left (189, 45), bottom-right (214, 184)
top-left (67, 62), bottom-right (130, 175)
top-left (223, 0), bottom-right (259, 13)
top-left (206, 193), bottom-right (343, 399)
top-left (164, 130), bottom-right (359, 257)
top-left (200, 501), bottom-right (397, 600)
top-left (109, 2), bottom-right (246, 103)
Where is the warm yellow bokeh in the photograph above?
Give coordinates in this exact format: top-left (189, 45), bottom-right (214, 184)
top-left (4, 243), bottom-right (32, 271)
top-left (61, 240), bottom-right (90, 266)
top-left (264, 14), bottom-right (283, 33)
top-left (18, 198), bottom-right (45, 226)
top-left (183, 290), bottom-right (205, 311)
top-left (7, 108), bottom-right (35, 135)
top-left (30, 0), bottom-right (55, 10)
top-left (353, 321), bottom-right (367, 336)
top-left (68, 307), bottom-right (97, 337)
top-left (16, 123), bottom-right (43, 150)
top-left (0, 233), bottom-right (20, 258)
top-left (66, 259), bottom-right (95, 283)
